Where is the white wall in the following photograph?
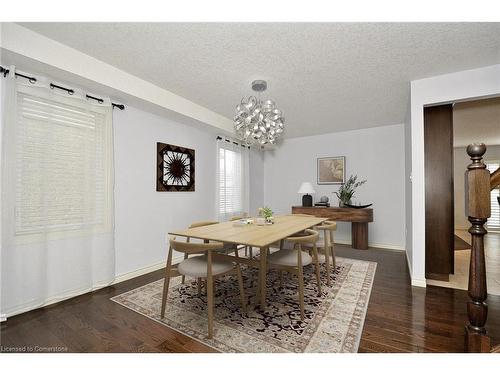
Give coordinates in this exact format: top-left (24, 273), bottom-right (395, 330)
top-left (404, 98), bottom-right (413, 275)
top-left (410, 64), bottom-right (500, 286)
top-left (454, 145), bottom-right (500, 230)
top-left (263, 124), bottom-right (406, 250)
top-left (113, 106), bottom-right (264, 277)
top-left (249, 150), bottom-right (265, 215)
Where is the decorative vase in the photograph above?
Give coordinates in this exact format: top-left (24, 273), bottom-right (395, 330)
top-left (256, 217), bottom-right (266, 226)
top-left (339, 200), bottom-right (351, 207)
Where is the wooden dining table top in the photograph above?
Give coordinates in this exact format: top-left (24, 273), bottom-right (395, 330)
top-left (169, 215), bottom-right (328, 248)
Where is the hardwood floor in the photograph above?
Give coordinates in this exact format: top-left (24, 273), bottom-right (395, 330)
top-left (1, 245), bottom-right (499, 353)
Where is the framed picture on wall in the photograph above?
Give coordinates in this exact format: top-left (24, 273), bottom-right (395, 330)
top-left (157, 142), bottom-right (195, 191)
top-left (317, 156), bottom-right (345, 185)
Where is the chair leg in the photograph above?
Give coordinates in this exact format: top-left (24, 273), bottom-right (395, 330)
top-left (312, 245), bottom-right (322, 296)
top-left (331, 244), bottom-right (336, 270)
top-left (324, 246), bottom-right (331, 286)
top-left (297, 268), bottom-right (305, 320)
top-left (207, 251), bottom-right (214, 339)
top-left (234, 249), bottom-right (247, 313)
top-left (249, 246), bottom-right (253, 258)
top-left (331, 232), bottom-right (336, 270)
top-left (160, 247), bottom-right (173, 318)
top-left (296, 246), bottom-right (305, 320)
top-left (236, 265), bottom-right (247, 313)
top-left (181, 253), bottom-right (188, 284)
top-left (197, 277), bottom-right (202, 296)
top-left (258, 247), bottom-right (268, 307)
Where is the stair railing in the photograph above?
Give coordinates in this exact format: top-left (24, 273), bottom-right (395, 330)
top-left (464, 143), bottom-right (500, 353)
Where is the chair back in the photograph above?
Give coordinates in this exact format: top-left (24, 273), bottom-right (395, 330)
top-left (316, 220), bottom-right (337, 231)
top-left (315, 220), bottom-right (336, 247)
top-left (169, 237), bottom-right (224, 255)
top-left (286, 229), bottom-right (319, 244)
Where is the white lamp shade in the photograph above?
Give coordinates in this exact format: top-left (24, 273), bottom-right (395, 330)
top-left (297, 182), bottom-right (316, 194)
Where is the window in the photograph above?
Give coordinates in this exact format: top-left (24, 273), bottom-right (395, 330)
top-left (216, 140), bottom-right (249, 221)
top-left (14, 90), bottom-right (112, 235)
top-left (486, 161), bottom-right (500, 230)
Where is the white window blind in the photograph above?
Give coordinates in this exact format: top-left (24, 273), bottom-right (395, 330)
top-left (216, 140), bottom-right (249, 221)
top-left (486, 161), bottom-right (500, 230)
top-left (15, 92), bottom-right (111, 234)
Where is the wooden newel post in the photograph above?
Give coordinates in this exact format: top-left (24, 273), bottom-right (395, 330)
top-left (464, 143), bottom-right (491, 353)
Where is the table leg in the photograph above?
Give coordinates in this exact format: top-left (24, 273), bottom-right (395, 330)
top-left (352, 222), bottom-right (369, 250)
top-left (259, 246), bottom-right (268, 307)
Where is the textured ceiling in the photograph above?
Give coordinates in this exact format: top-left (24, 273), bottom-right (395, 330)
top-left (18, 22), bottom-right (500, 138)
top-left (454, 97), bottom-right (500, 147)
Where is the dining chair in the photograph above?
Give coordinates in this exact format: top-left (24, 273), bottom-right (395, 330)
top-left (303, 220), bottom-right (337, 286)
top-left (181, 221), bottom-right (219, 286)
top-left (266, 229), bottom-right (322, 320)
top-left (160, 237), bottom-right (247, 339)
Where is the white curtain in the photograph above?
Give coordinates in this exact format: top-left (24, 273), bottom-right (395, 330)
top-left (1, 66), bottom-right (115, 317)
top-left (215, 138), bottom-right (249, 221)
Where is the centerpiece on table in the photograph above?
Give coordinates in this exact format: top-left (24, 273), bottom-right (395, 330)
top-left (334, 175), bottom-right (367, 207)
top-left (257, 206), bottom-right (274, 225)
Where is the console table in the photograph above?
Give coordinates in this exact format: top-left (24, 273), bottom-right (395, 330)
top-left (291, 206), bottom-right (374, 250)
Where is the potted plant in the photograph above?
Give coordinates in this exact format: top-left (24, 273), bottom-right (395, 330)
top-left (334, 175), bottom-right (366, 207)
top-left (258, 206), bottom-right (274, 224)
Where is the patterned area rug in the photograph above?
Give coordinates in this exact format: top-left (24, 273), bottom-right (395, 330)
top-left (111, 256), bottom-right (376, 353)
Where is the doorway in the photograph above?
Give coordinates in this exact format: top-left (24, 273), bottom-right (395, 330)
top-left (425, 97), bottom-right (500, 295)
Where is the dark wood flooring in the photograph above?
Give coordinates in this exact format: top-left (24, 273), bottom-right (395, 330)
top-left (1, 245), bottom-right (499, 353)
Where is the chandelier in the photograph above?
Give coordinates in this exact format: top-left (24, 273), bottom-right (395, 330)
top-left (233, 80), bottom-right (284, 146)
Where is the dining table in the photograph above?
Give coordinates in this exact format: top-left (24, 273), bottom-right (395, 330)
top-left (169, 214), bottom-right (328, 307)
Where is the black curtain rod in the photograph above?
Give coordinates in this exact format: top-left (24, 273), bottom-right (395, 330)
top-left (216, 136), bottom-right (250, 149)
top-left (1, 65), bottom-right (37, 83)
top-left (0, 65), bottom-right (125, 110)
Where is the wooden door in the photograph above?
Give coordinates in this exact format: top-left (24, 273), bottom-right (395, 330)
top-left (424, 104), bottom-right (454, 280)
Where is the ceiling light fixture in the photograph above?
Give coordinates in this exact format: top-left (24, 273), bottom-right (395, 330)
top-left (233, 80), bottom-right (284, 146)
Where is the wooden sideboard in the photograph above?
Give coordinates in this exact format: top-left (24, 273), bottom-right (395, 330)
top-left (291, 206), bottom-right (373, 250)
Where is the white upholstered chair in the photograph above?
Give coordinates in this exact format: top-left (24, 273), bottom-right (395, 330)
top-left (160, 237), bottom-right (246, 339)
top-left (180, 221), bottom-right (219, 285)
top-left (266, 229), bottom-right (322, 320)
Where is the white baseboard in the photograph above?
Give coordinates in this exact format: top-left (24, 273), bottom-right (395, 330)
top-left (404, 250), bottom-right (426, 288)
top-left (334, 239), bottom-right (405, 252)
top-left (411, 278), bottom-right (427, 288)
top-left (113, 262), bottom-right (163, 285)
top-left (113, 254), bottom-right (184, 285)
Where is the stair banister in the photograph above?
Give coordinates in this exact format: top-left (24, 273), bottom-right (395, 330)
top-left (464, 143), bottom-right (499, 352)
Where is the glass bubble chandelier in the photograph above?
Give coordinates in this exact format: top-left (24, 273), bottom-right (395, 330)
top-left (233, 80), bottom-right (284, 146)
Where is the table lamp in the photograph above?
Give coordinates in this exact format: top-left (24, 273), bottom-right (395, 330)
top-left (298, 182), bottom-right (315, 207)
